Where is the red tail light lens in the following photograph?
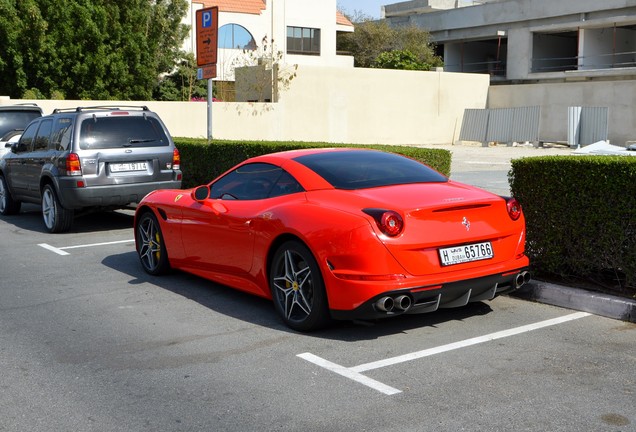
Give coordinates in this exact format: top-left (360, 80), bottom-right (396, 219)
top-left (66, 153), bottom-right (82, 176)
top-left (363, 209), bottom-right (404, 237)
top-left (381, 211), bottom-right (403, 236)
top-left (172, 148), bottom-right (181, 170)
top-left (506, 198), bottom-right (522, 221)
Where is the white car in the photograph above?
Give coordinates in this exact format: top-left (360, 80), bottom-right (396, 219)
top-left (0, 130), bottom-right (22, 159)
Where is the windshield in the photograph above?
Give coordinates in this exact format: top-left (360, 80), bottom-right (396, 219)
top-left (79, 115), bottom-right (170, 149)
top-left (294, 150), bottom-right (448, 190)
top-left (0, 111), bottom-right (41, 137)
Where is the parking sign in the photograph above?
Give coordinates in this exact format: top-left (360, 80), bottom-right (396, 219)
top-left (196, 7), bottom-right (218, 67)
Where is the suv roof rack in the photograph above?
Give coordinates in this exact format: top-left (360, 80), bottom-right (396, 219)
top-left (52, 105), bottom-right (150, 113)
top-left (0, 103), bottom-right (41, 109)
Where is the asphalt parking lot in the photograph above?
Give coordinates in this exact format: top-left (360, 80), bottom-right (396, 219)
top-left (1, 144), bottom-right (634, 432)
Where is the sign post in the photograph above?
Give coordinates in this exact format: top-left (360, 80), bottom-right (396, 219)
top-left (196, 6), bottom-right (219, 142)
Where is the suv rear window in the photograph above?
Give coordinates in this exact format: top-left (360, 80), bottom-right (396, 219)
top-left (78, 116), bottom-right (170, 150)
top-left (0, 111), bottom-right (42, 136)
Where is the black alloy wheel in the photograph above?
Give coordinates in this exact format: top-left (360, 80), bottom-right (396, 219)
top-left (136, 211), bottom-right (170, 275)
top-left (269, 240), bottom-right (330, 331)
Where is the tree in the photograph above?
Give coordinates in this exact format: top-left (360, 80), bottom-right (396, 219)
top-left (0, 0), bottom-right (46, 98)
top-left (154, 53), bottom-right (210, 101)
top-left (0, 0), bottom-right (189, 100)
top-left (374, 49), bottom-right (432, 71)
top-left (336, 18), bottom-right (443, 71)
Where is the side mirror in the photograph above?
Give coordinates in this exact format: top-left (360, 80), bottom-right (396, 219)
top-left (10, 142), bottom-right (19, 153)
top-left (192, 185), bottom-right (210, 202)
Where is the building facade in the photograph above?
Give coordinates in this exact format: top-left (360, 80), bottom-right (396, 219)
top-left (183, 0), bottom-right (354, 82)
top-left (382, 0), bottom-right (636, 146)
top-left (384, 0), bottom-right (636, 83)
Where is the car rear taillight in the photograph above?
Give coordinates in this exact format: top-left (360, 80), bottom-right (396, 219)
top-left (172, 148), bottom-right (180, 170)
top-left (506, 197), bottom-right (522, 221)
top-left (363, 208), bottom-right (404, 237)
top-left (66, 153), bottom-right (82, 176)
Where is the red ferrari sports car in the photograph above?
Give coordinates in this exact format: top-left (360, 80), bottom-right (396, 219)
top-left (134, 148), bottom-right (530, 331)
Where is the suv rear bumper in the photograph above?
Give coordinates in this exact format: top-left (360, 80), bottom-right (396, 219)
top-left (56, 177), bottom-right (182, 209)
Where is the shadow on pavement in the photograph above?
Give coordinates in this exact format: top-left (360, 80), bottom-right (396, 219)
top-left (102, 251), bottom-right (495, 341)
top-left (0, 203), bottom-right (134, 234)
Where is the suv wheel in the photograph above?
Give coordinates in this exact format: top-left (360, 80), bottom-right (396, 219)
top-left (41, 184), bottom-right (74, 233)
top-left (0, 175), bottom-right (21, 215)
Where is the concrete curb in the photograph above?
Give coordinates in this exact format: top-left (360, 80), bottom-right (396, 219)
top-left (511, 281), bottom-right (636, 323)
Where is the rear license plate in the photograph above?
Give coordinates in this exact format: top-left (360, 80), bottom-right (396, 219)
top-left (110, 162), bottom-right (147, 173)
top-left (439, 241), bottom-right (493, 266)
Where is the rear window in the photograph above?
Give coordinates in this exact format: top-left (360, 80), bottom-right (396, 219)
top-left (0, 110), bottom-right (42, 137)
top-left (78, 115), bottom-right (170, 150)
top-left (294, 150), bottom-right (447, 190)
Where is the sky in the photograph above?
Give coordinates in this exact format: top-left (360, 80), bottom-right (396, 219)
top-left (336, 0), bottom-right (388, 20)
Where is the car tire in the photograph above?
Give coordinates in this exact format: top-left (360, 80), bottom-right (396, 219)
top-left (0, 175), bottom-right (21, 215)
top-left (269, 240), bottom-right (330, 332)
top-left (136, 211), bottom-right (170, 275)
top-left (41, 184), bottom-right (73, 233)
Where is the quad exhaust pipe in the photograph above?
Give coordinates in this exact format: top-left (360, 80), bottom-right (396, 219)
top-left (375, 295), bottom-right (412, 313)
top-left (515, 271), bottom-right (531, 288)
top-left (394, 295), bottom-right (412, 311)
top-left (375, 296), bottom-right (395, 312)
top-left (375, 271), bottom-right (529, 314)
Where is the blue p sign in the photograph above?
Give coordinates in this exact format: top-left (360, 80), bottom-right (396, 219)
top-left (202, 11), bottom-right (212, 28)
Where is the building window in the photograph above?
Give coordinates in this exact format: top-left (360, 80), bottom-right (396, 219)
top-left (218, 23), bottom-right (256, 50)
top-left (531, 31), bottom-right (578, 73)
top-left (287, 26), bottom-right (321, 55)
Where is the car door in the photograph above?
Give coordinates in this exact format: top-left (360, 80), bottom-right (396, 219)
top-left (23, 118), bottom-right (53, 199)
top-left (180, 200), bottom-right (260, 276)
top-left (180, 163), bottom-right (284, 276)
top-left (3, 120), bottom-right (38, 198)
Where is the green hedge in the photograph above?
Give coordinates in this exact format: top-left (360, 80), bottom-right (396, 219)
top-left (509, 156), bottom-right (636, 297)
top-left (174, 138), bottom-right (451, 189)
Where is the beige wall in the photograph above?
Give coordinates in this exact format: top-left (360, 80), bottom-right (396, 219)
top-left (488, 81), bottom-right (636, 146)
top-left (14, 74), bottom-right (636, 147)
top-left (2, 66), bottom-right (489, 145)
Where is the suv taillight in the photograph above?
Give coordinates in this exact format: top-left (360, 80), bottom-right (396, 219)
top-left (172, 148), bottom-right (180, 170)
top-left (66, 153), bottom-right (82, 176)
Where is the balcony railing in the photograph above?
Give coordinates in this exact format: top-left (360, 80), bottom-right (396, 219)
top-left (442, 60), bottom-right (507, 77)
top-left (531, 50), bottom-right (636, 73)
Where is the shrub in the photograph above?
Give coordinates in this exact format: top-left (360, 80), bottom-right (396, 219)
top-left (173, 139), bottom-right (451, 189)
top-left (509, 155), bottom-right (636, 297)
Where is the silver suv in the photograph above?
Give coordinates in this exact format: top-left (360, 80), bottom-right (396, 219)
top-left (0, 106), bottom-right (182, 232)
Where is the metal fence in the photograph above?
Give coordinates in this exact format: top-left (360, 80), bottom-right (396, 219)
top-left (567, 106), bottom-right (609, 147)
top-left (459, 106), bottom-right (541, 146)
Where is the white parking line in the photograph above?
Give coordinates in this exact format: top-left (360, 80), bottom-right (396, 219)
top-left (297, 353), bottom-right (402, 396)
top-left (298, 311), bottom-right (591, 395)
top-left (38, 239), bottom-right (134, 256)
